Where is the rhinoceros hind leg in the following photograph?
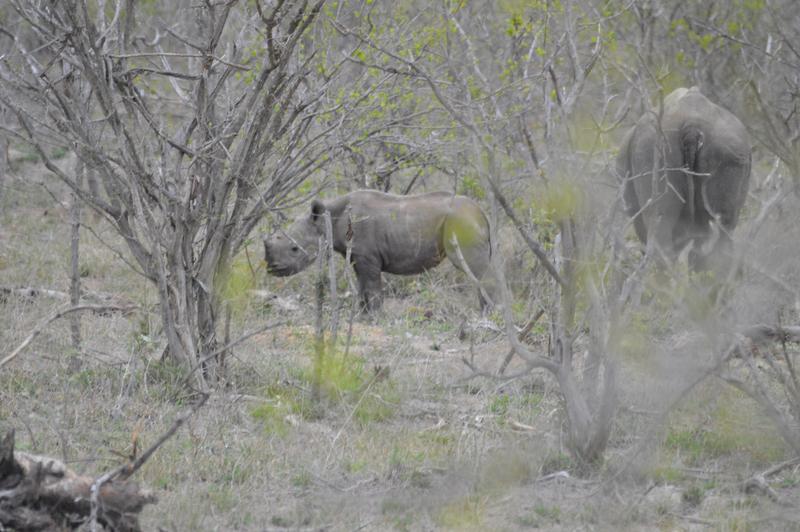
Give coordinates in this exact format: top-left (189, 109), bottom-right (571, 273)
top-left (442, 214), bottom-right (492, 309)
top-left (353, 259), bottom-right (383, 313)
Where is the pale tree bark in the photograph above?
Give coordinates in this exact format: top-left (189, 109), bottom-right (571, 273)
top-left (0, 121), bottom-right (7, 208)
top-left (69, 158), bottom-right (83, 360)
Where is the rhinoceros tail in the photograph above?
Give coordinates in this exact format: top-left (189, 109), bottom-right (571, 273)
top-left (681, 126), bottom-right (704, 225)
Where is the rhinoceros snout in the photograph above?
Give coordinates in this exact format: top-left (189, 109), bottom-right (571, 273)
top-left (266, 264), bottom-right (292, 276)
top-left (263, 240), bottom-right (303, 277)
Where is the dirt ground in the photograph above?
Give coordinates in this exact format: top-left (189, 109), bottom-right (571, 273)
top-left (1, 155), bottom-right (800, 531)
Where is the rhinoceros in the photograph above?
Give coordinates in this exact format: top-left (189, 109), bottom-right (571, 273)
top-left (616, 86), bottom-right (751, 272)
top-left (263, 190), bottom-right (492, 311)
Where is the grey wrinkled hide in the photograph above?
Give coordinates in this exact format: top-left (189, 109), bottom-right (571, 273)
top-left (264, 190), bottom-right (492, 311)
top-left (616, 87), bottom-right (751, 273)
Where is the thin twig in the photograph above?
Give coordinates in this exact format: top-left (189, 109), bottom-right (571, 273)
top-left (1, 304), bottom-right (137, 370)
top-left (179, 319), bottom-right (288, 388)
top-left (498, 309), bottom-right (545, 375)
top-left (313, 234), bottom-right (326, 404)
top-left (89, 393), bottom-right (209, 531)
top-left (106, 51), bottom-right (249, 70)
top-left (324, 211), bottom-right (339, 346)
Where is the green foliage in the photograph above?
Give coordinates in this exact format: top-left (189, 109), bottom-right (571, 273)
top-left (381, 430), bottom-right (455, 475)
top-left (50, 146), bottom-right (69, 159)
top-left (251, 382), bottom-right (313, 436)
top-left (143, 358), bottom-right (189, 401)
top-left (436, 495), bottom-right (486, 530)
top-left (207, 484), bottom-right (236, 512)
top-left (291, 469), bottom-right (312, 488)
top-left (466, 76), bottom-right (484, 100)
top-left (0, 371), bottom-right (38, 398)
top-left (649, 465), bottom-right (686, 484)
top-left (353, 380), bottom-right (399, 426)
top-left (569, 111), bottom-right (613, 152)
top-left (532, 179), bottom-right (581, 223)
top-left (710, 389), bottom-right (787, 463)
top-left (657, 70), bottom-right (688, 97)
top-left (480, 451), bottom-right (535, 493)
top-left (219, 256), bottom-right (258, 316)
top-left (533, 504), bottom-right (561, 522)
top-left (665, 387), bottom-right (787, 465)
top-left (665, 428), bottom-right (737, 464)
top-left (442, 212), bottom-right (483, 256)
top-left (514, 513), bottom-right (539, 528)
top-left (516, 191), bottom-right (559, 250)
top-left (489, 393), bottom-right (511, 416)
top-left (301, 343), bottom-right (366, 399)
top-left (14, 147), bottom-right (41, 164)
top-left (234, 41), bottom-right (266, 85)
top-left (381, 499), bottom-right (414, 531)
top-left (742, 0), bottom-right (766, 11)
top-left (505, 13), bottom-right (530, 38)
top-left (253, 337), bottom-right (398, 430)
top-left (488, 390), bottom-right (542, 426)
top-left (219, 454), bottom-right (251, 485)
top-left (251, 401), bottom-right (292, 437)
top-left (499, 0), bottom-right (559, 16)
top-left (540, 451), bottom-right (573, 474)
top-left (614, 312), bottom-right (653, 366)
top-left (69, 365), bottom-right (113, 392)
top-left (458, 174), bottom-right (486, 199)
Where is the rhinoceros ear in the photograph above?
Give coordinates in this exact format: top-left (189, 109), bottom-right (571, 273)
top-left (310, 199), bottom-right (325, 220)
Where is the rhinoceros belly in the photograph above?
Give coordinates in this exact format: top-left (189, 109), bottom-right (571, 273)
top-left (381, 232), bottom-right (446, 275)
top-left (377, 220), bottom-right (447, 275)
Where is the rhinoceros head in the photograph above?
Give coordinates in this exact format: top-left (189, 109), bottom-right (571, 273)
top-left (263, 200), bottom-right (325, 277)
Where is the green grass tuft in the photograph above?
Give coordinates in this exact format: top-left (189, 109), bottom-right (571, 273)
top-left (436, 495), bottom-right (486, 530)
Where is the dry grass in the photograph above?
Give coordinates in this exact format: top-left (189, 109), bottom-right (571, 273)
top-left (1, 158), bottom-right (799, 530)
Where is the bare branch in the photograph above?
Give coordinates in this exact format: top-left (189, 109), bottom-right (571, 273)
top-left (0, 304), bottom-right (138, 370)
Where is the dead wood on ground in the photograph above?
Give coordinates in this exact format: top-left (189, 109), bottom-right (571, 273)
top-left (0, 430), bottom-right (156, 531)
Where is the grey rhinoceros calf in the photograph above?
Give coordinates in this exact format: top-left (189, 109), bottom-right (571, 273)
top-left (616, 86), bottom-right (751, 273)
top-left (263, 190), bottom-right (492, 311)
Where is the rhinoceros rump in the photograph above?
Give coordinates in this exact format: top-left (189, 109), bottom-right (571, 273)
top-left (616, 87), bottom-right (751, 273)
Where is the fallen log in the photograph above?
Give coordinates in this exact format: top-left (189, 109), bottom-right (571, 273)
top-left (0, 430), bottom-right (156, 531)
top-left (0, 286), bottom-right (69, 303)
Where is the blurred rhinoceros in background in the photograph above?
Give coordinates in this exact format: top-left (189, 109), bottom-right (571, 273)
top-left (616, 86), bottom-right (751, 273)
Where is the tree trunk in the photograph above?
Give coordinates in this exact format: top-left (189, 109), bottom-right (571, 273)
top-left (557, 359), bottom-right (616, 466)
top-left (0, 130), bottom-right (7, 209)
top-left (196, 284), bottom-right (220, 382)
top-left (69, 158), bottom-right (84, 365)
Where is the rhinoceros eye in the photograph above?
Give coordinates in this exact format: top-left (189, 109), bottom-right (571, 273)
top-left (291, 246), bottom-right (299, 252)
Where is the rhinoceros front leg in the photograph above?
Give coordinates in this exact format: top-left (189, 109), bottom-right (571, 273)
top-left (353, 259), bottom-right (383, 312)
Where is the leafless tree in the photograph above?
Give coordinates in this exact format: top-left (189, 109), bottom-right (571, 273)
top-left (0, 0), bottom-right (378, 388)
